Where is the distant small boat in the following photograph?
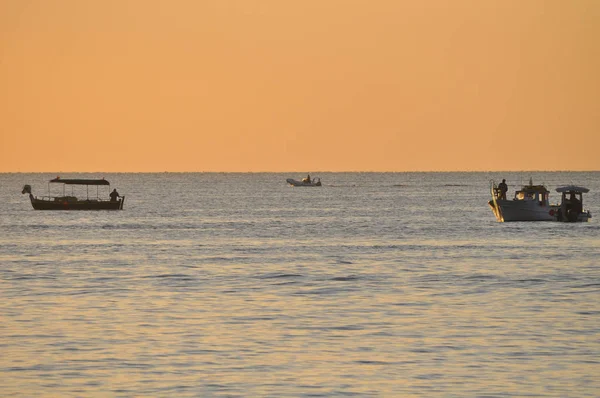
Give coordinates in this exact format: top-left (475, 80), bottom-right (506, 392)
top-left (488, 179), bottom-right (591, 222)
top-left (286, 177), bottom-right (322, 187)
top-left (22, 177), bottom-right (125, 210)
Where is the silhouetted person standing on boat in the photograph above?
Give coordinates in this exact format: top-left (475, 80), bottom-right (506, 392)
top-left (498, 179), bottom-right (508, 200)
top-left (110, 189), bottom-right (120, 202)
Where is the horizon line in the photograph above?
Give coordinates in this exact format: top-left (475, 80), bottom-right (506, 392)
top-left (2, 170), bottom-right (599, 174)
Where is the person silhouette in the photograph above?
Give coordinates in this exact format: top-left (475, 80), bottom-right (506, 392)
top-left (570, 193), bottom-right (581, 214)
top-left (498, 179), bottom-right (508, 200)
top-left (109, 189), bottom-right (120, 202)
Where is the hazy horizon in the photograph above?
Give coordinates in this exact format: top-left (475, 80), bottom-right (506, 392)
top-left (3, 169), bottom-right (599, 174)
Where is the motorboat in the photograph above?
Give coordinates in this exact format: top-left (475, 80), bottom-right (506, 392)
top-left (488, 179), bottom-right (591, 222)
top-left (553, 186), bottom-right (592, 222)
top-left (286, 176), bottom-right (322, 187)
top-left (22, 177), bottom-right (125, 210)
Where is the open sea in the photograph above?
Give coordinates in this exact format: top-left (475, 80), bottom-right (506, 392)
top-left (1, 172), bottom-right (599, 397)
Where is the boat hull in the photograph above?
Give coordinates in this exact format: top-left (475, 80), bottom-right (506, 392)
top-left (554, 209), bottom-right (592, 223)
top-left (30, 197), bottom-right (124, 210)
top-left (488, 200), bottom-right (557, 222)
top-left (489, 200), bottom-right (591, 222)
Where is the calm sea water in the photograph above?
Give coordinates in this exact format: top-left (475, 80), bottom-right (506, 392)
top-left (1, 172), bottom-right (599, 397)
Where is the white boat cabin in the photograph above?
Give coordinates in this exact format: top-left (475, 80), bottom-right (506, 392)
top-left (512, 184), bottom-right (550, 206)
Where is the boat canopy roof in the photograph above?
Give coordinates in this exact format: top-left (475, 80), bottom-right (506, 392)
top-left (556, 185), bottom-right (589, 193)
top-left (50, 177), bottom-right (110, 186)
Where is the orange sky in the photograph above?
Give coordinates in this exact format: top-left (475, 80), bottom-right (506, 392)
top-left (1, 0), bottom-right (598, 172)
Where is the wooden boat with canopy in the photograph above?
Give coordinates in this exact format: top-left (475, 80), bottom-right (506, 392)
top-left (22, 177), bottom-right (125, 210)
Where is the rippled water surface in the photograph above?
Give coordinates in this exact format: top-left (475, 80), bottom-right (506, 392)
top-left (1, 172), bottom-right (599, 397)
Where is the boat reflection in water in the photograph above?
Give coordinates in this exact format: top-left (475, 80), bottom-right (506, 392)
top-left (489, 178), bottom-right (591, 222)
top-left (22, 177), bottom-right (125, 210)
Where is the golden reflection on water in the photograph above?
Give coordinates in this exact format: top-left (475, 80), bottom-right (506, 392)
top-left (4, 271), bottom-right (599, 396)
top-left (2, 172), bottom-right (600, 396)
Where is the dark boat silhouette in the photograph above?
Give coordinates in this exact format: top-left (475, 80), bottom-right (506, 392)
top-left (22, 177), bottom-right (125, 210)
top-left (286, 177), bottom-right (322, 187)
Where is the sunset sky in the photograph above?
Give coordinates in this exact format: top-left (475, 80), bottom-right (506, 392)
top-left (1, 0), bottom-right (598, 172)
